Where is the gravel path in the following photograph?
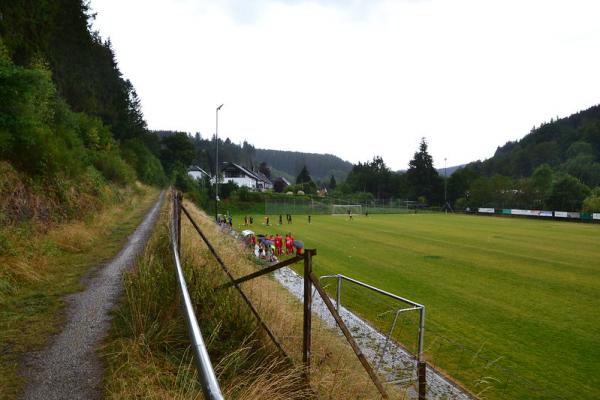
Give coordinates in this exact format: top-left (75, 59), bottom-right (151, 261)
top-left (21, 192), bottom-right (164, 400)
top-left (273, 267), bottom-right (474, 400)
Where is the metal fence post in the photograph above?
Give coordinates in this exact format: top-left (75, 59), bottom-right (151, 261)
top-left (177, 192), bottom-right (182, 255)
top-left (303, 249), bottom-right (313, 373)
top-left (336, 275), bottom-right (342, 313)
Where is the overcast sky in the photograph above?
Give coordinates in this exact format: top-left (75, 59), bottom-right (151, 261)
top-left (90, 0), bottom-right (600, 170)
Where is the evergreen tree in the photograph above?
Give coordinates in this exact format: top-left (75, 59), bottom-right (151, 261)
top-left (296, 165), bottom-right (313, 184)
top-left (329, 174), bottom-right (337, 189)
top-left (406, 138), bottom-right (443, 203)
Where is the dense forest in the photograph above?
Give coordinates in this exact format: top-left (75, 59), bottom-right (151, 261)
top-left (254, 148), bottom-right (353, 183)
top-left (0, 0), bottom-right (166, 225)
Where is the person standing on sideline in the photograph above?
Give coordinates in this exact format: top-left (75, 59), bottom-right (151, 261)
top-left (308, 215), bottom-right (311, 224)
top-left (285, 234), bottom-right (293, 255)
top-left (275, 234), bottom-right (283, 255)
top-left (279, 214), bottom-right (283, 225)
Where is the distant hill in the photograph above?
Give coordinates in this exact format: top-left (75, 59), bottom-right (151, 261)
top-left (255, 149), bottom-right (353, 184)
top-left (470, 104), bottom-right (600, 183)
top-left (398, 164), bottom-right (466, 176)
top-left (437, 164), bottom-right (466, 176)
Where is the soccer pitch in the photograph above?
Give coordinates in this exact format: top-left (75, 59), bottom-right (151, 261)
top-left (233, 212), bottom-right (600, 399)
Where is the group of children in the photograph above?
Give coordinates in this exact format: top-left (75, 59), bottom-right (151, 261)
top-left (248, 232), bottom-right (304, 262)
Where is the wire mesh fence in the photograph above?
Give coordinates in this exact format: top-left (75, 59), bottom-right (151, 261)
top-left (264, 198), bottom-right (439, 216)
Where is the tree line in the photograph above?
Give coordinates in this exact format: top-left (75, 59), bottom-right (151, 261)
top-left (331, 104), bottom-right (600, 212)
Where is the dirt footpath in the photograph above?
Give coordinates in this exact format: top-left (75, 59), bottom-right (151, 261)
top-left (21, 192), bottom-right (164, 400)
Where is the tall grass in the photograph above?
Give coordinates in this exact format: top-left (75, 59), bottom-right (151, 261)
top-left (104, 193), bottom-right (404, 399)
top-left (0, 183), bottom-right (158, 399)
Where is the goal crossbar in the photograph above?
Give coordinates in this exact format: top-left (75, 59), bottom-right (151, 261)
top-left (332, 204), bottom-right (362, 215)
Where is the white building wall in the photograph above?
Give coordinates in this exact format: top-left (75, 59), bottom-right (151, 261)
top-left (225, 176), bottom-right (257, 189)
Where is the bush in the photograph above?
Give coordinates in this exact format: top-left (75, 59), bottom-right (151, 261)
top-left (92, 152), bottom-right (136, 186)
top-left (0, 44), bottom-right (86, 176)
top-left (121, 139), bottom-right (166, 186)
top-left (546, 174), bottom-right (590, 211)
top-left (582, 187), bottom-right (600, 212)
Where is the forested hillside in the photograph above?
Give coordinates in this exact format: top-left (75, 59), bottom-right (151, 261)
top-left (447, 105), bottom-right (600, 211)
top-left (159, 130), bottom-right (353, 185)
top-left (0, 0), bottom-right (166, 225)
top-left (474, 105), bottom-right (600, 182)
top-left (255, 148), bottom-right (353, 183)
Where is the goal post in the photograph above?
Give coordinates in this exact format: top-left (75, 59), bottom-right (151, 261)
top-left (332, 204), bottom-right (362, 215)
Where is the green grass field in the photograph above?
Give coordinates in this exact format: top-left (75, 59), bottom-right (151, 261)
top-left (233, 212), bottom-right (600, 400)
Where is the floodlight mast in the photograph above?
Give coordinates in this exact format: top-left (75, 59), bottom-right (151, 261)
top-left (215, 104), bottom-right (224, 222)
top-left (444, 157), bottom-right (447, 214)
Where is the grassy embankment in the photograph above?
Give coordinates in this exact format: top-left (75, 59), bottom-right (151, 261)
top-left (0, 175), bottom-right (159, 399)
top-left (234, 211), bottom-right (600, 400)
top-left (102, 195), bottom-right (407, 399)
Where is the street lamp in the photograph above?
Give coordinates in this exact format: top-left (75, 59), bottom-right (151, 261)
top-left (215, 103), bottom-right (223, 222)
top-left (444, 157), bottom-right (448, 213)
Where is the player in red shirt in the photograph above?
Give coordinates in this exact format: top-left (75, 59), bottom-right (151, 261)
top-left (285, 233), bottom-right (294, 255)
top-left (275, 234), bottom-right (282, 255)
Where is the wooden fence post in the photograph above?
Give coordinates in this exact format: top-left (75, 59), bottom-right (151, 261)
top-left (302, 249), bottom-right (314, 374)
top-left (418, 361), bottom-right (427, 399)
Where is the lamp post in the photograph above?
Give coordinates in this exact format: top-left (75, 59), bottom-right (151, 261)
top-left (444, 157), bottom-right (448, 213)
top-left (215, 104), bottom-right (223, 222)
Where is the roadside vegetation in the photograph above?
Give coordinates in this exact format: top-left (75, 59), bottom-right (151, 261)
top-left (0, 181), bottom-right (158, 398)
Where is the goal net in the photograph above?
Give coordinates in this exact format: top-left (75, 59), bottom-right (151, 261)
top-left (332, 204), bottom-right (362, 215)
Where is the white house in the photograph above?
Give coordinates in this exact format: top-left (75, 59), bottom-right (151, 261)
top-left (220, 162), bottom-right (273, 192)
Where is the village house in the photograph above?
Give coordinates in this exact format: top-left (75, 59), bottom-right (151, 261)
top-left (220, 162), bottom-right (272, 192)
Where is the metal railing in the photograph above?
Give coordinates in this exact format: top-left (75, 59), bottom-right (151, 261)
top-left (171, 190), bottom-right (224, 400)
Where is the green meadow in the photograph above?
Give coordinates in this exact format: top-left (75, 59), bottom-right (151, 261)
top-left (233, 212), bottom-right (600, 400)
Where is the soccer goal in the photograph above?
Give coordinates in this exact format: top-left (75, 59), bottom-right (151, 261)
top-left (332, 204), bottom-right (362, 215)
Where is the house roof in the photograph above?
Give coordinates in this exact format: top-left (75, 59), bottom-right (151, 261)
top-left (274, 176), bottom-right (291, 186)
top-left (188, 165), bottom-right (211, 176)
top-left (254, 171), bottom-right (272, 185)
top-left (220, 162), bottom-right (273, 185)
top-left (222, 162), bottom-right (259, 181)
